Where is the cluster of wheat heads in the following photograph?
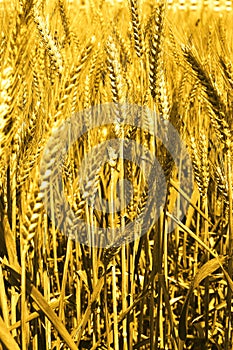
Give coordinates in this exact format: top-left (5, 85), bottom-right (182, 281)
top-left (0, 0), bottom-right (233, 349)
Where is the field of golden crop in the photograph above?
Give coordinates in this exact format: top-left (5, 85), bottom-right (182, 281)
top-left (0, 0), bottom-right (233, 349)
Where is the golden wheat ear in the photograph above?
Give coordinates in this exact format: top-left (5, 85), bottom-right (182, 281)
top-left (128, 0), bottom-right (143, 58)
top-left (183, 46), bottom-right (231, 144)
top-left (33, 7), bottom-right (64, 75)
top-left (148, 3), bottom-right (165, 101)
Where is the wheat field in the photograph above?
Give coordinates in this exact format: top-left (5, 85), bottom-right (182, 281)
top-left (0, 0), bottom-right (233, 349)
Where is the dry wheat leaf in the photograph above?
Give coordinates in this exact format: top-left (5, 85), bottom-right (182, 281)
top-left (0, 316), bottom-right (21, 350)
top-left (178, 256), bottom-right (226, 343)
top-left (1, 261), bottom-right (77, 350)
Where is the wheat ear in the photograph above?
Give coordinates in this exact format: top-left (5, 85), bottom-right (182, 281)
top-left (129, 0), bottom-right (143, 58)
top-left (148, 3), bottom-right (165, 100)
